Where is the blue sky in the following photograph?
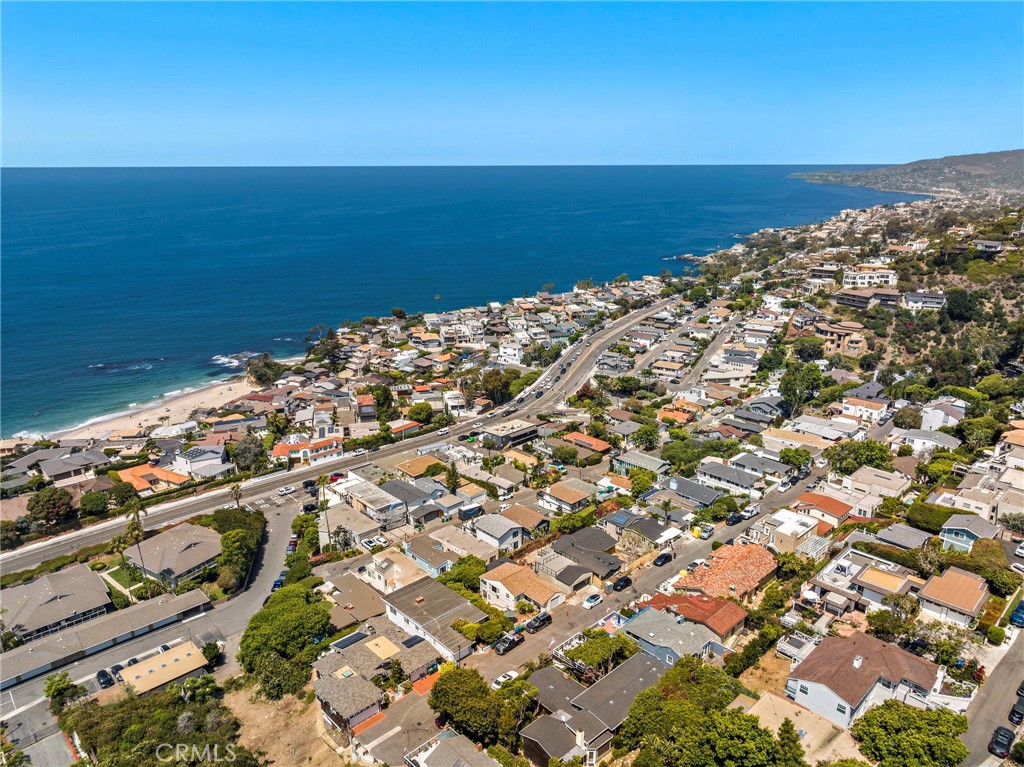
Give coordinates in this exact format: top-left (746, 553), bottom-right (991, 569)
top-left (3, 2), bottom-right (1022, 166)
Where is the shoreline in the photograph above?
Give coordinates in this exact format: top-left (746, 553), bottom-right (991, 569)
top-left (33, 356), bottom-right (306, 442)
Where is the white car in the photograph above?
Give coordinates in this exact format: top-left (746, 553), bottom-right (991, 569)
top-left (582, 594), bottom-right (604, 610)
top-left (351, 448), bottom-right (368, 457)
top-left (1015, 542), bottom-right (1024, 559)
top-left (498, 503), bottom-right (512, 512)
top-left (491, 671), bottom-right (520, 690)
top-left (278, 486), bottom-right (295, 496)
top-left (1011, 563), bottom-right (1024, 576)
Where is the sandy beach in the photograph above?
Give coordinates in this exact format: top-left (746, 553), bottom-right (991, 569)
top-left (50, 379), bottom-right (260, 441)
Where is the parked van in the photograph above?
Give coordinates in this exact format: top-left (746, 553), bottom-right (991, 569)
top-left (1010, 696), bottom-right (1024, 725)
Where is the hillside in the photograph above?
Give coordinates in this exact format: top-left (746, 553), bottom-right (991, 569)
top-left (795, 149), bottom-right (1024, 197)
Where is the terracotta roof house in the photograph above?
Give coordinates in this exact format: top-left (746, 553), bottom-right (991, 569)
top-left (677, 543), bottom-right (776, 600)
top-left (917, 567), bottom-right (988, 627)
top-left (785, 632), bottom-right (943, 728)
top-left (561, 432), bottom-right (612, 454)
top-left (116, 463), bottom-right (190, 495)
top-left (637, 593), bottom-right (747, 641)
top-left (792, 492), bottom-right (855, 525)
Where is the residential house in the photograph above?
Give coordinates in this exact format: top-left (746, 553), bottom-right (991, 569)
top-left (745, 509), bottom-right (829, 560)
top-left (171, 446), bottom-right (235, 479)
top-left (616, 518), bottom-right (683, 562)
top-left (1, 563), bottom-right (111, 642)
top-left (479, 419), bottom-right (539, 449)
top-left (38, 450), bottom-right (112, 483)
top-left (520, 654), bottom-right (670, 767)
top-left (938, 514), bottom-right (999, 554)
top-left (842, 466), bottom-right (912, 500)
top-left (500, 504), bottom-right (550, 535)
top-left (792, 492), bottom-right (855, 526)
top-left (125, 522), bottom-right (222, 587)
top-left (347, 480), bottom-right (407, 531)
top-left (364, 547), bottom-right (429, 594)
top-left (538, 479), bottom-right (599, 513)
top-left (785, 632), bottom-right (944, 728)
top-left (479, 562), bottom-right (566, 613)
top-left (636, 593), bottom-right (747, 643)
top-left (917, 567), bottom-right (988, 627)
top-left (901, 292), bottom-right (947, 314)
top-left (695, 458), bottom-right (763, 499)
top-left (894, 429), bottom-right (962, 455)
top-left (678, 543), bottom-right (776, 600)
top-left (920, 397), bottom-right (967, 431)
top-left (470, 514), bottom-right (526, 552)
top-left (116, 464), bottom-right (190, 496)
top-left (618, 609), bottom-right (715, 664)
top-left (381, 578), bottom-right (486, 661)
top-left (611, 451), bottom-right (671, 479)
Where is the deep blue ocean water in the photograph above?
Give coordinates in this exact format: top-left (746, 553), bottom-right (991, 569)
top-left (1, 166), bottom-right (921, 436)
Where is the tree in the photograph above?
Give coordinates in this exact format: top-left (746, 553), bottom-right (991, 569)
top-left (229, 483), bottom-right (243, 509)
top-left (245, 352), bottom-right (286, 386)
top-left (108, 480), bottom-right (139, 507)
top-left (776, 718), bottom-right (809, 767)
top-left (628, 467), bottom-right (656, 499)
top-left (851, 700), bottom-right (968, 767)
top-left (564, 628), bottom-right (639, 675)
top-left (391, 307), bottom-right (407, 319)
top-left (219, 528), bottom-right (257, 579)
top-left (202, 641), bottom-right (222, 665)
top-left (892, 406), bottom-right (922, 430)
top-left (943, 288), bottom-right (978, 322)
top-left (44, 671), bottom-right (86, 714)
top-left (0, 726), bottom-right (28, 767)
top-left (0, 520), bottom-right (21, 549)
top-left (780, 362), bottom-right (822, 417)
top-left (231, 434), bottom-right (267, 472)
top-left (792, 336), bottom-right (826, 362)
top-left (445, 461), bottom-right (461, 493)
top-left (122, 498), bottom-right (150, 597)
top-left (958, 416), bottom-right (1003, 450)
top-left (428, 667), bottom-right (498, 745)
top-left (824, 440), bottom-right (893, 475)
top-left (688, 285), bottom-right (709, 306)
top-left (552, 445), bottom-right (579, 465)
top-left (633, 423), bottom-right (661, 452)
top-left (79, 491), bottom-right (108, 516)
top-left (438, 555), bottom-right (488, 592)
top-left (779, 448), bottom-right (811, 469)
top-left (407, 402), bottom-right (434, 424)
top-left (27, 487), bottom-right (76, 528)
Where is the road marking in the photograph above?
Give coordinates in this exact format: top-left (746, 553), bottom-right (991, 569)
top-left (363, 726), bottom-right (401, 749)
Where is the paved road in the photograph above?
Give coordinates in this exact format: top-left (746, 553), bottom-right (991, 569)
top-left (961, 628), bottom-right (1023, 767)
top-left (0, 498), bottom-right (299, 755)
top-left (0, 299), bottom-right (674, 577)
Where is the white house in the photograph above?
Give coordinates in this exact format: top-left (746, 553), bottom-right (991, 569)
top-left (469, 514), bottom-right (526, 552)
top-left (479, 562), bottom-right (565, 613)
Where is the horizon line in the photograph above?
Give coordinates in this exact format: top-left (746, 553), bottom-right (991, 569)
top-left (3, 148), bottom-right (1020, 171)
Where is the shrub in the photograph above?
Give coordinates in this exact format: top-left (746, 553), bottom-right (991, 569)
top-left (986, 625), bottom-right (1006, 645)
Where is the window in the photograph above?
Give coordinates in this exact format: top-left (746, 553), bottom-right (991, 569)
top-left (798, 685), bottom-right (808, 695)
top-left (836, 704), bottom-right (847, 715)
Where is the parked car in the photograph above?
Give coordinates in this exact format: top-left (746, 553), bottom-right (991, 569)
top-left (582, 594), bottom-right (604, 610)
top-left (278, 486), bottom-right (295, 496)
top-left (687, 559), bottom-right (707, 572)
top-left (1011, 563), bottom-right (1024, 576)
top-left (1009, 696), bottom-right (1024, 726)
top-left (491, 671), bottom-right (520, 689)
top-left (494, 633), bottom-right (525, 656)
top-left (726, 513), bottom-right (743, 526)
top-left (159, 644), bottom-right (171, 652)
top-left (437, 428), bottom-right (450, 436)
top-left (272, 578), bottom-right (285, 591)
top-left (699, 525), bottom-right (714, 540)
top-left (126, 657), bottom-right (139, 667)
top-left (653, 552), bottom-right (673, 567)
top-left (110, 663), bottom-right (124, 683)
top-left (498, 503), bottom-right (512, 511)
top-left (612, 576), bottom-right (632, 592)
top-left (988, 727), bottom-right (1015, 758)
top-left (279, 570), bottom-right (288, 579)
top-left (302, 479), bottom-right (316, 489)
top-left (806, 482), bottom-right (817, 491)
top-left (302, 502), bottom-right (317, 513)
top-left (740, 504), bottom-right (760, 520)
top-left (1018, 678), bottom-right (1024, 698)
top-left (458, 504), bottom-right (484, 522)
top-left (96, 669), bottom-right (115, 689)
top-left (329, 472), bottom-right (345, 482)
top-left (1011, 605), bottom-right (1024, 628)
top-left (535, 391), bottom-right (543, 398)
top-left (351, 448), bottom-right (368, 456)
top-left (1015, 541), bottom-right (1024, 558)
top-left (524, 612), bottom-right (552, 633)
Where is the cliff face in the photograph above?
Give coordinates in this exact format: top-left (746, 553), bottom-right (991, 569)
top-left (794, 149), bottom-right (1024, 196)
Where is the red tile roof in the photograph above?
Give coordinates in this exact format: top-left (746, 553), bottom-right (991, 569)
top-left (678, 543), bottom-right (776, 599)
top-left (794, 492), bottom-right (853, 519)
top-left (562, 431), bottom-right (612, 453)
top-left (637, 594), bottom-right (747, 638)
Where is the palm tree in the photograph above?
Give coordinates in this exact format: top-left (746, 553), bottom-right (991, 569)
top-left (315, 474), bottom-right (331, 546)
top-left (229, 483), bottom-right (243, 509)
top-left (123, 498), bottom-right (150, 599)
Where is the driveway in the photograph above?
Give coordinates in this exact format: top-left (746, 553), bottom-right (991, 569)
top-left (961, 627), bottom-right (1024, 767)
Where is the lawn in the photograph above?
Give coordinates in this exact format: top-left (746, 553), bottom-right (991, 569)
top-left (106, 566), bottom-right (143, 590)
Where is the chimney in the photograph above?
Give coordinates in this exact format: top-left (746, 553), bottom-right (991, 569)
top-left (853, 655), bottom-right (863, 669)
top-left (415, 596), bottom-right (425, 604)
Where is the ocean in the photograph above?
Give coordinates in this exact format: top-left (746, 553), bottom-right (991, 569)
top-left (1, 166), bottom-right (921, 437)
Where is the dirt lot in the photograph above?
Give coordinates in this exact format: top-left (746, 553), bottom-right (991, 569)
top-left (225, 687), bottom-right (348, 766)
top-left (739, 651), bottom-right (793, 696)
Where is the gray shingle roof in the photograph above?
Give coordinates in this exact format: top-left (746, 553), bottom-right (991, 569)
top-left (125, 522), bottom-right (222, 580)
top-left (2, 563), bottom-right (111, 637)
top-left (381, 578), bottom-right (485, 656)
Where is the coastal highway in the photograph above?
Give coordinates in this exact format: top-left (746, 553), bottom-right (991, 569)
top-left (0, 298), bottom-right (674, 575)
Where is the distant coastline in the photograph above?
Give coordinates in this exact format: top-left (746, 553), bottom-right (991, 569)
top-left (1, 165), bottom-right (923, 438)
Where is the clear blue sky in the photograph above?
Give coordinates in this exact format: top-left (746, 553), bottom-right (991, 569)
top-left (3, 2), bottom-right (1022, 167)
